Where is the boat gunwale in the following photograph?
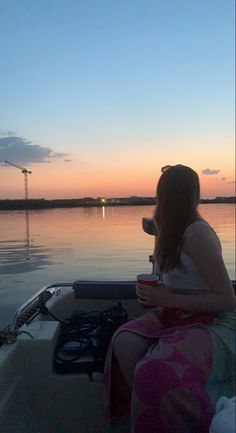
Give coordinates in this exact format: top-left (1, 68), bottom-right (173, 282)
top-left (9, 280), bottom-right (138, 333)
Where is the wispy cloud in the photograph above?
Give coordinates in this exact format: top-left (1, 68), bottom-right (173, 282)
top-left (221, 177), bottom-right (226, 181)
top-left (201, 168), bottom-right (220, 175)
top-left (0, 133), bottom-right (69, 165)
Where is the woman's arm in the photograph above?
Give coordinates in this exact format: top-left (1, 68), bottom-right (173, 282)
top-left (136, 224), bottom-right (235, 313)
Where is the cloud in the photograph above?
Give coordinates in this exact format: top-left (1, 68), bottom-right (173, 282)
top-left (64, 159), bottom-right (73, 162)
top-left (221, 177), bottom-right (226, 181)
top-left (227, 180), bottom-right (236, 184)
top-left (0, 134), bottom-right (69, 165)
top-left (201, 168), bottom-right (220, 175)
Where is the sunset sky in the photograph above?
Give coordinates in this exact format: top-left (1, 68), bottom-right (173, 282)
top-left (0, 0), bottom-right (235, 199)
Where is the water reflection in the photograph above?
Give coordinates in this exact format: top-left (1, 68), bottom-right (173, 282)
top-left (0, 210), bottom-right (53, 274)
top-left (0, 205), bottom-right (235, 319)
top-left (25, 209), bottom-right (30, 249)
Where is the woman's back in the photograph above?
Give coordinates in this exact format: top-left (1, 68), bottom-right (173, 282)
top-left (162, 218), bottom-right (221, 293)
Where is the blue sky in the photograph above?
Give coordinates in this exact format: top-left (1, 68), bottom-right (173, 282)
top-left (0, 0), bottom-right (235, 198)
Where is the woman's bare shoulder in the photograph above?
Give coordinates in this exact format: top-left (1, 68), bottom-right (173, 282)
top-left (183, 219), bottom-right (221, 254)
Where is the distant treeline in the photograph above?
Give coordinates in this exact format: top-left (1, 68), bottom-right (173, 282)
top-left (200, 197), bottom-right (235, 204)
top-left (0, 197), bottom-right (155, 210)
top-left (0, 196), bottom-right (235, 210)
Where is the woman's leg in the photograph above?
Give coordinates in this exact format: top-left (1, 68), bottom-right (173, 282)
top-left (104, 312), bottom-right (163, 421)
top-left (113, 331), bottom-right (154, 389)
top-left (131, 327), bottom-right (214, 433)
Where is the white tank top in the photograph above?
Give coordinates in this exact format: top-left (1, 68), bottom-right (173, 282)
top-left (161, 219), bottom-right (221, 294)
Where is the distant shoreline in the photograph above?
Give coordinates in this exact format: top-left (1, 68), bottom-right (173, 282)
top-left (0, 196), bottom-right (235, 210)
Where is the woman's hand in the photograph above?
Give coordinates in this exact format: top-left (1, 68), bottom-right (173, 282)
top-left (136, 283), bottom-right (170, 308)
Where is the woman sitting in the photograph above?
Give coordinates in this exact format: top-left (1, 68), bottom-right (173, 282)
top-left (104, 164), bottom-right (235, 433)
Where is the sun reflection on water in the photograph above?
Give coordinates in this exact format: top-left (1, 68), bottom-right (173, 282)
top-left (0, 204), bottom-right (235, 327)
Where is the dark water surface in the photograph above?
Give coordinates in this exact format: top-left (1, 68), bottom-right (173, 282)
top-left (0, 204), bottom-right (235, 328)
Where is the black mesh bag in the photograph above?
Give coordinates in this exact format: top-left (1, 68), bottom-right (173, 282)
top-left (54, 302), bottom-right (128, 376)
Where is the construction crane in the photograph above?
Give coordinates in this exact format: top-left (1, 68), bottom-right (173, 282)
top-left (4, 160), bottom-right (32, 200)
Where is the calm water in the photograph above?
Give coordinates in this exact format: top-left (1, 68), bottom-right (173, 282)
top-left (0, 204), bottom-right (235, 328)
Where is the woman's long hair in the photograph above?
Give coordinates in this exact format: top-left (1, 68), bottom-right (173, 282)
top-left (154, 165), bottom-right (200, 272)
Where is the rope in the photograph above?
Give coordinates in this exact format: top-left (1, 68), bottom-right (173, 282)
top-left (16, 291), bottom-right (52, 328)
top-left (0, 328), bottom-right (18, 345)
top-left (0, 328), bottom-right (34, 345)
top-left (0, 291), bottom-right (53, 346)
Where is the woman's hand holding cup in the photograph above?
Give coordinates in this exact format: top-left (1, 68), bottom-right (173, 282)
top-left (136, 274), bottom-right (162, 308)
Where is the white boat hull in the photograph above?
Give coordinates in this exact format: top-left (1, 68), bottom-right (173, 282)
top-left (0, 281), bottom-right (141, 433)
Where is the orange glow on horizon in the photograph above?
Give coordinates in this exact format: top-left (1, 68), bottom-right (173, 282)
top-left (0, 160), bottom-right (235, 200)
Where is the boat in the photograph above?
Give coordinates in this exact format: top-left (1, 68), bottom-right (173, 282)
top-left (0, 218), bottom-right (235, 433)
top-left (0, 280), bottom-right (141, 433)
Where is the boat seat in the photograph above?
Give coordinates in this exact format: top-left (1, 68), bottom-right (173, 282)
top-left (73, 280), bottom-right (137, 299)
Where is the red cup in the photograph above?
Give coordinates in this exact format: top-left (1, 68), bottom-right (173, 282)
top-left (137, 273), bottom-right (158, 286)
top-left (136, 274), bottom-right (159, 308)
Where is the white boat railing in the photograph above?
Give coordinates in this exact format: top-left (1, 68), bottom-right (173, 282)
top-left (9, 280), bottom-right (138, 333)
top-left (9, 282), bottom-right (73, 332)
